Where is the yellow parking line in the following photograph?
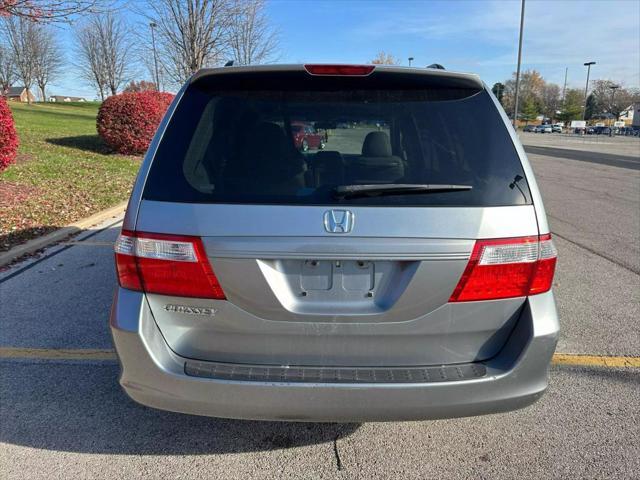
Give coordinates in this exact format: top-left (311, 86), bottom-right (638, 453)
top-left (0, 347), bottom-right (117, 361)
top-left (0, 348), bottom-right (638, 367)
top-left (552, 353), bottom-right (640, 368)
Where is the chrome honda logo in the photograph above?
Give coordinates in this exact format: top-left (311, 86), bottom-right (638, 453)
top-left (323, 210), bottom-right (354, 233)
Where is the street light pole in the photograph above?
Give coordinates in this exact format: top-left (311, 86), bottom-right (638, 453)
top-left (150, 22), bottom-right (161, 92)
top-left (609, 84), bottom-right (619, 133)
top-left (582, 61), bottom-right (596, 121)
top-left (408, 57), bottom-right (414, 67)
top-left (512, 0), bottom-right (526, 129)
top-left (561, 67), bottom-right (568, 107)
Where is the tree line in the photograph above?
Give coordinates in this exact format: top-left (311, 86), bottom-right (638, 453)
top-left (0, 0), bottom-right (279, 103)
top-left (0, 18), bottom-right (62, 102)
top-left (492, 70), bottom-right (640, 124)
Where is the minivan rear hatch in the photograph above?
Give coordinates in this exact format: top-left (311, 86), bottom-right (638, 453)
top-left (134, 65), bottom-right (540, 367)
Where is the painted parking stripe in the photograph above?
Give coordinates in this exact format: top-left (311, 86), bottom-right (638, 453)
top-left (552, 353), bottom-right (640, 368)
top-left (0, 348), bottom-right (638, 367)
top-left (0, 347), bottom-right (117, 361)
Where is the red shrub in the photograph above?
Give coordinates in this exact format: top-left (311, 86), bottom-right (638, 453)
top-left (0, 97), bottom-right (19, 172)
top-left (96, 92), bottom-right (174, 155)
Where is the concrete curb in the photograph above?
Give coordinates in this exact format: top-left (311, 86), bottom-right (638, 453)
top-left (0, 201), bottom-right (127, 268)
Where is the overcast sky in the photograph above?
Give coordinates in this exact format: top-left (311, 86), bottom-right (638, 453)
top-left (49, 0), bottom-right (640, 99)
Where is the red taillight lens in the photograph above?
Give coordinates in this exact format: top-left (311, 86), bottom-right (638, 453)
top-left (529, 234), bottom-right (558, 295)
top-left (114, 230), bottom-right (225, 299)
top-left (449, 234), bottom-right (557, 302)
top-left (304, 64), bottom-right (375, 76)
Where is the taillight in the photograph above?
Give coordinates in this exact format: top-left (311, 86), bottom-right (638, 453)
top-left (304, 64), bottom-right (375, 76)
top-left (449, 234), bottom-right (557, 302)
top-left (114, 230), bottom-right (225, 299)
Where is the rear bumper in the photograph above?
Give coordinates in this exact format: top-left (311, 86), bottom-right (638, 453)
top-left (110, 288), bottom-right (559, 422)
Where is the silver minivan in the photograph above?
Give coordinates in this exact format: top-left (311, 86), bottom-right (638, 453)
top-left (110, 64), bottom-right (559, 422)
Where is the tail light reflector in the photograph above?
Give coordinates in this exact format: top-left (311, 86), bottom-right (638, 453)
top-left (304, 64), bottom-right (375, 76)
top-left (449, 234), bottom-right (557, 302)
top-left (114, 230), bottom-right (225, 299)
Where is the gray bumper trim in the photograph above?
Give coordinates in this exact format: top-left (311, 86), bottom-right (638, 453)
top-left (184, 360), bottom-right (487, 384)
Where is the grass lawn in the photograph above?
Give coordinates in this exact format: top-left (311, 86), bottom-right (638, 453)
top-left (0, 102), bottom-right (140, 252)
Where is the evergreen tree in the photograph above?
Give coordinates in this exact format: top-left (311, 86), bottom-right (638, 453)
top-left (491, 82), bottom-right (505, 104)
top-left (584, 94), bottom-right (597, 120)
top-left (521, 98), bottom-right (538, 124)
top-left (557, 88), bottom-right (583, 123)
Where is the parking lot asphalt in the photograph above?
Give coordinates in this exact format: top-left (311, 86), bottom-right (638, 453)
top-left (524, 144), bottom-right (640, 170)
top-left (520, 131), bottom-right (640, 157)
top-left (1, 135), bottom-right (639, 479)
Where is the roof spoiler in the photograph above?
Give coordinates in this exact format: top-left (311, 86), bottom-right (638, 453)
top-left (189, 64), bottom-right (483, 91)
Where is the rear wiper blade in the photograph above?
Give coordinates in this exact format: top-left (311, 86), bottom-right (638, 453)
top-left (332, 183), bottom-right (472, 199)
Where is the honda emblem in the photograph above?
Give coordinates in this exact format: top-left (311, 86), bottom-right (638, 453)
top-left (323, 210), bottom-right (354, 234)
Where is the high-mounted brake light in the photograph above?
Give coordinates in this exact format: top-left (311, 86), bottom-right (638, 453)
top-left (304, 64), bottom-right (375, 76)
top-left (449, 234), bottom-right (557, 302)
top-left (114, 230), bottom-right (225, 299)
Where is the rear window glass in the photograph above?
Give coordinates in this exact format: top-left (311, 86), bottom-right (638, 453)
top-left (143, 74), bottom-right (531, 207)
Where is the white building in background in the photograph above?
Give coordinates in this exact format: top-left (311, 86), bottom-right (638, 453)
top-left (49, 95), bottom-right (86, 102)
top-left (619, 103), bottom-right (639, 127)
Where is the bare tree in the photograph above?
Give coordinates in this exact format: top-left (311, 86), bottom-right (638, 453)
top-left (32, 27), bottom-right (64, 101)
top-left (132, 29), bottom-right (166, 93)
top-left (123, 79), bottom-right (157, 92)
top-left (142, 0), bottom-right (234, 85)
top-left (141, 53), bottom-right (166, 92)
top-left (589, 79), bottom-right (640, 119)
top-left (95, 13), bottom-right (132, 95)
top-left (76, 22), bottom-right (107, 100)
top-left (0, 43), bottom-right (15, 92)
top-left (75, 13), bottom-right (132, 99)
top-left (540, 83), bottom-right (561, 120)
top-left (227, 0), bottom-right (278, 65)
top-left (0, 0), bottom-right (103, 23)
top-left (3, 17), bottom-right (37, 104)
top-left (371, 51), bottom-right (400, 65)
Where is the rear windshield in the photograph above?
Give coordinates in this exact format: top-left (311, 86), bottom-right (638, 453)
top-left (143, 72), bottom-right (531, 206)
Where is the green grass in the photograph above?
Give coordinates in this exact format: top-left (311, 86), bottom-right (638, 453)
top-left (1, 102), bottom-right (140, 251)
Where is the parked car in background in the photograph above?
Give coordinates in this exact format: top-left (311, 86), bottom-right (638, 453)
top-left (292, 123), bottom-right (326, 151)
top-left (552, 125), bottom-right (562, 133)
top-left (593, 126), bottom-right (611, 135)
top-left (618, 126), bottom-right (637, 136)
top-left (111, 64), bottom-right (559, 422)
top-left (523, 124), bottom-right (536, 132)
top-left (535, 125), bottom-right (552, 133)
